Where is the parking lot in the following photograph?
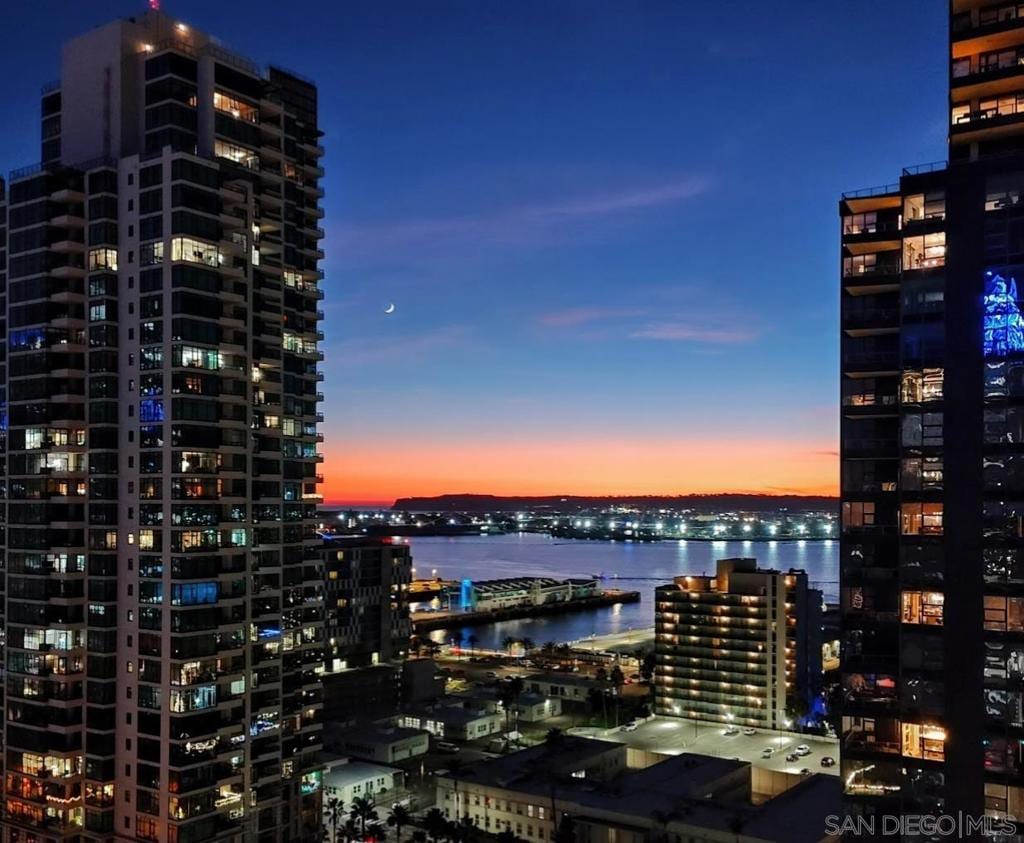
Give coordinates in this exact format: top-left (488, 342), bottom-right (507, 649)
top-left (575, 716), bottom-right (840, 777)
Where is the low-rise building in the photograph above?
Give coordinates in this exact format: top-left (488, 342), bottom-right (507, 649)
top-left (330, 723), bottom-right (430, 765)
top-left (323, 758), bottom-right (404, 805)
top-left (452, 687), bottom-right (563, 723)
top-left (524, 672), bottom-right (600, 702)
top-left (435, 737), bottom-right (839, 843)
top-left (399, 701), bottom-right (504, 742)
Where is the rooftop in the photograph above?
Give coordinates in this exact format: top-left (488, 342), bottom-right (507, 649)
top-left (324, 759), bottom-right (402, 788)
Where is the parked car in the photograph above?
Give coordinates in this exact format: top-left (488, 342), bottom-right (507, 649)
top-left (723, 725), bottom-right (739, 736)
top-left (436, 741), bottom-right (460, 754)
top-left (620, 721), bottom-right (639, 732)
top-left (760, 747), bottom-right (775, 759)
top-left (485, 671), bottom-right (499, 679)
top-left (742, 727), bottom-right (757, 736)
top-left (785, 752), bottom-right (799, 762)
top-left (799, 768), bottom-right (811, 776)
top-left (821, 756), bottom-right (836, 768)
top-left (795, 744), bottom-right (811, 756)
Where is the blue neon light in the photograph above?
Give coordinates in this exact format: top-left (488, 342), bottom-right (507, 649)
top-left (459, 578), bottom-right (473, 610)
top-left (985, 272), bottom-right (1024, 358)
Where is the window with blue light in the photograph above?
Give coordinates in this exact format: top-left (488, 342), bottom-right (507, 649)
top-left (171, 581), bottom-right (218, 606)
top-left (139, 399), bottom-right (165, 422)
top-left (985, 272), bottom-right (1024, 357)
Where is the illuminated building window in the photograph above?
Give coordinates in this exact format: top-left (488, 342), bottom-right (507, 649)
top-left (213, 90), bottom-right (259, 123)
top-left (901, 722), bottom-right (945, 761)
top-left (140, 240), bottom-right (164, 266)
top-left (170, 236), bottom-right (219, 267)
top-left (88, 247), bottom-right (118, 271)
top-left (901, 591), bottom-right (944, 625)
top-left (984, 272), bottom-right (1024, 357)
top-left (214, 139), bottom-right (259, 170)
top-left (903, 190), bottom-right (945, 222)
top-left (902, 232), bottom-right (945, 270)
top-left (842, 501), bottom-right (875, 530)
top-left (900, 503), bottom-right (943, 535)
top-left (901, 368), bottom-right (944, 403)
top-left (985, 595), bottom-right (1024, 632)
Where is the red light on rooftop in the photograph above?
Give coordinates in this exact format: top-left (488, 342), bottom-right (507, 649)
top-left (149, 0), bottom-right (161, 10)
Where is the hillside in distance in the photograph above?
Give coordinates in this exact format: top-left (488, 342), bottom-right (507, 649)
top-left (391, 493), bottom-right (839, 513)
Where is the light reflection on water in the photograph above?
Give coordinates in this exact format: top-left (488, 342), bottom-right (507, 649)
top-left (408, 533), bottom-right (838, 651)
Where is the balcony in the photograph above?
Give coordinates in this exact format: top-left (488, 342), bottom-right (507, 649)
top-left (842, 306), bottom-right (899, 335)
top-left (842, 351), bottom-right (899, 376)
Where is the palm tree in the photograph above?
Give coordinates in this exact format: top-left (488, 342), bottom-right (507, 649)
top-left (553, 816), bottom-right (576, 843)
top-left (421, 808), bottom-right (449, 843)
top-left (609, 665), bottom-right (625, 726)
top-left (387, 805), bottom-right (412, 843)
top-left (326, 796), bottom-right (346, 843)
top-left (466, 634), bottom-right (479, 658)
top-left (411, 832), bottom-right (427, 843)
top-left (501, 635), bottom-right (518, 655)
top-left (497, 676), bottom-right (525, 736)
top-left (495, 831), bottom-right (519, 843)
top-left (520, 637), bottom-right (535, 655)
top-left (350, 796), bottom-right (380, 840)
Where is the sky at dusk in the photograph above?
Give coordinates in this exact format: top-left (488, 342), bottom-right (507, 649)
top-left (0, 1), bottom-right (948, 504)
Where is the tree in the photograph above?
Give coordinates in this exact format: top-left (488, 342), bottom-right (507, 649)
top-left (350, 796), bottom-right (380, 840)
top-left (411, 832), bottom-right (427, 843)
top-left (452, 814), bottom-right (478, 843)
top-left (541, 641), bottom-right (557, 656)
top-left (609, 665), bottom-right (625, 726)
top-left (387, 804), bottom-right (412, 843)
top-left (466, 634), bottom-right (479, 657)
top-left (326, 796), bottom-right (346, 843)
top-left (553, 815), bottom-right (576, 843)
top-left (497, 676), bottom-right (525, 735)
top-left (496, 831), bottom-right (520, 843)
top-left (595, 667), bottom-right (608, 682)
top-left (502, 635), bottom-right (519, 654)
top-left (520, 637), bottom-right (535, 654)
top-left (639, 651), bottom-right (656, 682)
top-left (421, 808), bottom-right (449, 843)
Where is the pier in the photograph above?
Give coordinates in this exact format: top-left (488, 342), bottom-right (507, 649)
top-left (410, 588), bottom-right (640, 631)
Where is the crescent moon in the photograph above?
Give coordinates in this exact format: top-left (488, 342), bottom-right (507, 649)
top-left (384, 303), bottom-right (396, 314)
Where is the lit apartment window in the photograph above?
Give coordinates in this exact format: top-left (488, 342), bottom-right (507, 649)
top-left (902, 232), bottom-right (945, 270)
top-left (901, 591), bottom-right (944, 625)
top-left (88, 247), bottom-right (118, 271)
top-left (901, 368), bottom-right (944, 403)
top-left (140, 241), bottom-right (164, 266)
top-left (171, 236), bottom-right (219, 267)
top-left (214, 139), bottom-right (259, 170)
top-left (842, 502), bottom-right (875, 530)
top-left (843, 212), bottom-right (878, 235)
top-left (901, 722), bottom-right (945, 761)
top-left (900, 503), bottom-right (943, 535)
top-left (984, 595), bottom-right (1024, 632)
top-left (213, 90), bottom-right (259, 123)
top-left (903, 191), bottom-right (945, 222)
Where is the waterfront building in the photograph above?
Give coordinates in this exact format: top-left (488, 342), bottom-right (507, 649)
top-left (442, 576), bottom-right (599, 612)
top-left (0, 9), bottom-right (325, 841)
top-left (434, 737), bottom-right (839, 843)
top-left (838, 0), bottom-right (1024, 823)
top-left (653, 558), bottom-right (822, 730)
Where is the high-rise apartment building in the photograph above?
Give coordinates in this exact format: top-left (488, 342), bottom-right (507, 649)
top-left (320, 537), bottom-right (412, 726)
top-left (653, 558), bottom-right (822, 731)
top-left (839, 0), bottom-right (1024, 825)
top-left (1, 9), bottom-right (325, 842)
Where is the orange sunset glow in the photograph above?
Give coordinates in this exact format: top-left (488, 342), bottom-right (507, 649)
top-left (320, 437), bottom-right (839, 505)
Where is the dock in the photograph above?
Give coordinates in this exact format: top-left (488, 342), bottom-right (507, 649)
top-left (410, 589), bottom-right (641, 631)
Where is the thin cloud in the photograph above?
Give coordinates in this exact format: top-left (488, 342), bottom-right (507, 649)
top-left (336, 175), bottom-right (709, 257)
top-left (629, 320), bottom-right (759, 344)
top-left (329, 325), bottom-right (469, 367)
top-left (537, 306), bottom-right (647, 328)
